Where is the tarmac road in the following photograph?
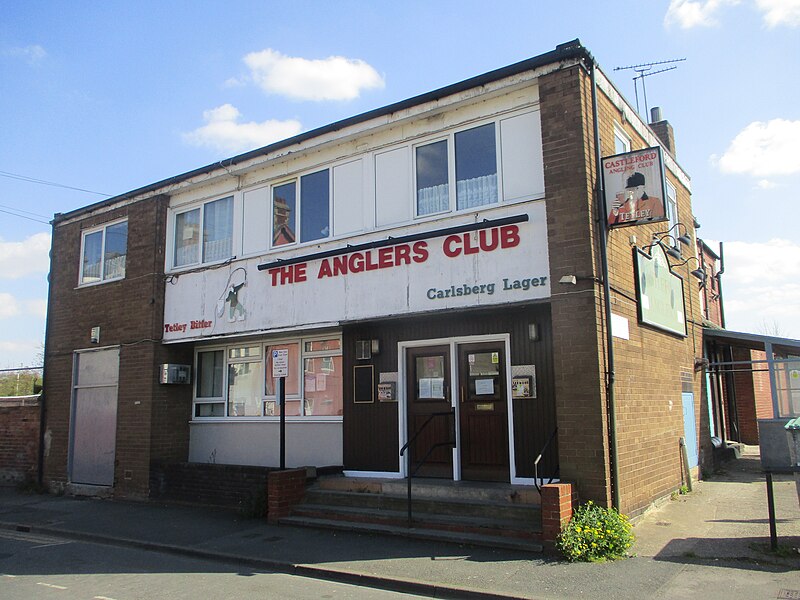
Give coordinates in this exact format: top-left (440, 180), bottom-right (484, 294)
top-left (0, 528), bottom-right (428, 600)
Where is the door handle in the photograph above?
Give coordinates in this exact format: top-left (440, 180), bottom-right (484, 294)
top-left (460, 386), bottom-right (465, 403)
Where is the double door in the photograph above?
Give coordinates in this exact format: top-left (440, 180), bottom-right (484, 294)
top-left (406, 341), bottom-right (509, 482)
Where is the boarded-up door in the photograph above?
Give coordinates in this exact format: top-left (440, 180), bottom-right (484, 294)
top-left (70, 348), bottom-right (119, 486)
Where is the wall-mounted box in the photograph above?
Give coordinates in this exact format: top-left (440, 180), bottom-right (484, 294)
top-left (159, 364), bottom-right (191, 385)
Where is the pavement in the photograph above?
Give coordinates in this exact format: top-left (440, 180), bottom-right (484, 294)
top-left (1, 447), bottom-right (798, 600)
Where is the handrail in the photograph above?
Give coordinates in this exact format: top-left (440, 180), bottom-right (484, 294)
top-left (533, 427), bottom-right (559, 493)
top-left (400, 410), bottom-right (455, 527)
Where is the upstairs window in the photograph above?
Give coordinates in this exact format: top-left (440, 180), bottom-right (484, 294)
top-left (666, 181), bottom-right (679, 239)
top-left (174, 196), bottom-right (233, 267)
top-left (416, 140), bottom-right (449, 216)
top-left (80, 219), bottom-right (128, 285)
top-left (455, 123), bottom-right (497, 210)
top-left (414, 123), bottom-right (499, 217)
top-left (272, 169), bottom-right (330, 247)
top-left (613, 123), bottom-right (631, 155)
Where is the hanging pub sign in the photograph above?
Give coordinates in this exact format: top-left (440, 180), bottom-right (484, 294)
top-left (603, 146), bottom-right (668, 228)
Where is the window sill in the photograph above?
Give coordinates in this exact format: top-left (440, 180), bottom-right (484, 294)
top-left (167, 256), bottom-right (236, 276)
top-left (75, 276), bottom-right (125, 290)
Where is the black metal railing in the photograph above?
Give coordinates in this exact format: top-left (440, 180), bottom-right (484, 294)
top-left (399, 410), bottom-right (456, 527)
top-left (534, 427), bottom-right (559, 493)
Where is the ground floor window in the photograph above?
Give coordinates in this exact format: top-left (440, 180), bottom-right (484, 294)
top-left (193, 335), bottom-right (342, 419)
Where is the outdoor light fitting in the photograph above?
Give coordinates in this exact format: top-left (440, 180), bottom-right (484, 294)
top-left (672, 256), bottom-right (707, 284)
top-left (558, 274), bottom-right (602, 285)
top-left (653, 222), bottom-right (693, 248)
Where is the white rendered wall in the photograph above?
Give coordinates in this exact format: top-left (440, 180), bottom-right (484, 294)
top-left (188, 421), bottom-right (343, 468)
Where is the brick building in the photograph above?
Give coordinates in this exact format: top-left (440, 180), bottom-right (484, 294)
top-left (42, 40), bottom-right (712, 518)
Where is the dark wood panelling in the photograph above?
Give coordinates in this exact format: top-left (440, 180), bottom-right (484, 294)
top-left (343, 304), bottom-right (557, 477)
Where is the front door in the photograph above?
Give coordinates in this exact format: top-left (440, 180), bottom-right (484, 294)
top-left (406, 346), bottom-right (454, 478)
top-left (458, 343), bottom-right (509, 482)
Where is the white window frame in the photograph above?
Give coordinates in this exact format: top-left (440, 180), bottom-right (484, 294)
top-left (413, 135), bottom-right (452, 218)
top-left (270, 168), bottom-right (332, 250)
top-left (613, 123), bottom-right (631, 155)
top-left (666, 180), bottom-right (679, 243)
top-left (78, 218), bottom-right (128, 286)
top-left (191, 334), bottom-right (343, 422)
top-left (193, 347), bottom-right (225, 418)
top-left (412, 119), bottom-right (502, 220)
top-left (172, 195), bottom-right (233, 269)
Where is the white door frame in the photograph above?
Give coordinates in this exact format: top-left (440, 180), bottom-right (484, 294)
top-left (397, 333), bottom-right (528, 484)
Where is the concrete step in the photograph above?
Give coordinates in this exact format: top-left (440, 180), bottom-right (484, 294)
top-left (303, 488), bottom-right (541, 522)
top-left (292, 503), bottom-right (541, 539)
top-left (279, 515), bottom-right (544, 553)
top-left (315, 475), bottom-right (541, 504)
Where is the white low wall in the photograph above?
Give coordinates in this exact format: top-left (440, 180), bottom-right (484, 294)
top-left (188, 421), bottom-right (343, 468)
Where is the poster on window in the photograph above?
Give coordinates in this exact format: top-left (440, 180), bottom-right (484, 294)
top-left (603, 147), bottom-right (667, 229)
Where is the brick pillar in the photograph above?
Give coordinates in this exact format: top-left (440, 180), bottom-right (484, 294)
top-left (266, 468), bottom-right (306, 523)
top-left (541, 482), bottom-right (578, 542)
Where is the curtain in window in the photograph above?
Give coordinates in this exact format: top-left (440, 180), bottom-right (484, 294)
top-left (203, 197), bottom-right (233, 262)
top-left (456, 174), bottom-right (498, 209)
top-left (175, 209), bottom-right (200, 267)
top-left (417, 183), bottom-right (449, 215)
top-left (103, 221), bottom-right (127, 280)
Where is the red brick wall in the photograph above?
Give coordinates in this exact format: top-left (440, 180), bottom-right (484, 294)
top-left (267, 468), bottom-right (307, 523)
top-left (0, 398), bottom-right (40, 485)
top-left (541, 482), bottom-right (578, 542)
top-left (541, 66), bottom-right (612, 507)
top-left (540, 65), bottom-right (706, 516)
top-left (43, 195), bottom-right (192, 498)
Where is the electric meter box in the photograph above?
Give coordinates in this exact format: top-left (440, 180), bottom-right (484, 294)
top-left (159, 364), bottom-right (191, 384)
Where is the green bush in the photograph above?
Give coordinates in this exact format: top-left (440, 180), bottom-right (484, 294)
top-left (556, 501), bottom-right (634, 562)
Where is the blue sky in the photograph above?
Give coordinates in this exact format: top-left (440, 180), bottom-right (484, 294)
top-left (1, 0), bottom-right (799, 367)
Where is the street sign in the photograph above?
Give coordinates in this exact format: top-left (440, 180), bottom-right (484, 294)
top-left (272, 349), bottom-right (289, 378)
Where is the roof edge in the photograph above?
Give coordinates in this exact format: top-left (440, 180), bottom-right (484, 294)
top-left (54, 39), bottom-right (591, 224)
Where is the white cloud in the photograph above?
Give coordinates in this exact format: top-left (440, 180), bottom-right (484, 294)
top-left (721, 239), bottom-right (800, 338)
top-left (243, 49), bottom-right (385, 101)
top-left (184, 104), bottom-right (303, 155)
top-left (756, 0), bottom-right (800, 27)
top-left (756, 179), bottom-right (778, 189)
top-left (0, 293), bottom-right (20, 318)
top-left (4, 44), bottom-right (47, 65)
top-left (0, 233), bottom-right (51, 279)
top-left (716, 119), bottom-right (800, 177)
top-left (664, 0), bottom-right (740, 28)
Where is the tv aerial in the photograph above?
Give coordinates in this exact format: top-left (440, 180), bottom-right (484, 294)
top-left (614, 58), bottom-right (685, 117)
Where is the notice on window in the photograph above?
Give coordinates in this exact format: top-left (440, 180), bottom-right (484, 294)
top-left (475, 378), bottom-right (494, 395)
top-left (419, 378), bottom-right (432, 398)
top-left (419, 377), bottom-right (445, 399)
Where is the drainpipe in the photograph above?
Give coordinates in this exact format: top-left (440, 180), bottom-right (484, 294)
top-left (717, 242), bottom-right (726, 329)
top-left (587, 55), bottom-right (620, 511)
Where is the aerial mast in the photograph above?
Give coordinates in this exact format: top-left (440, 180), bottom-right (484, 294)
top-left (614, 58), bottom-right (686, 116)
